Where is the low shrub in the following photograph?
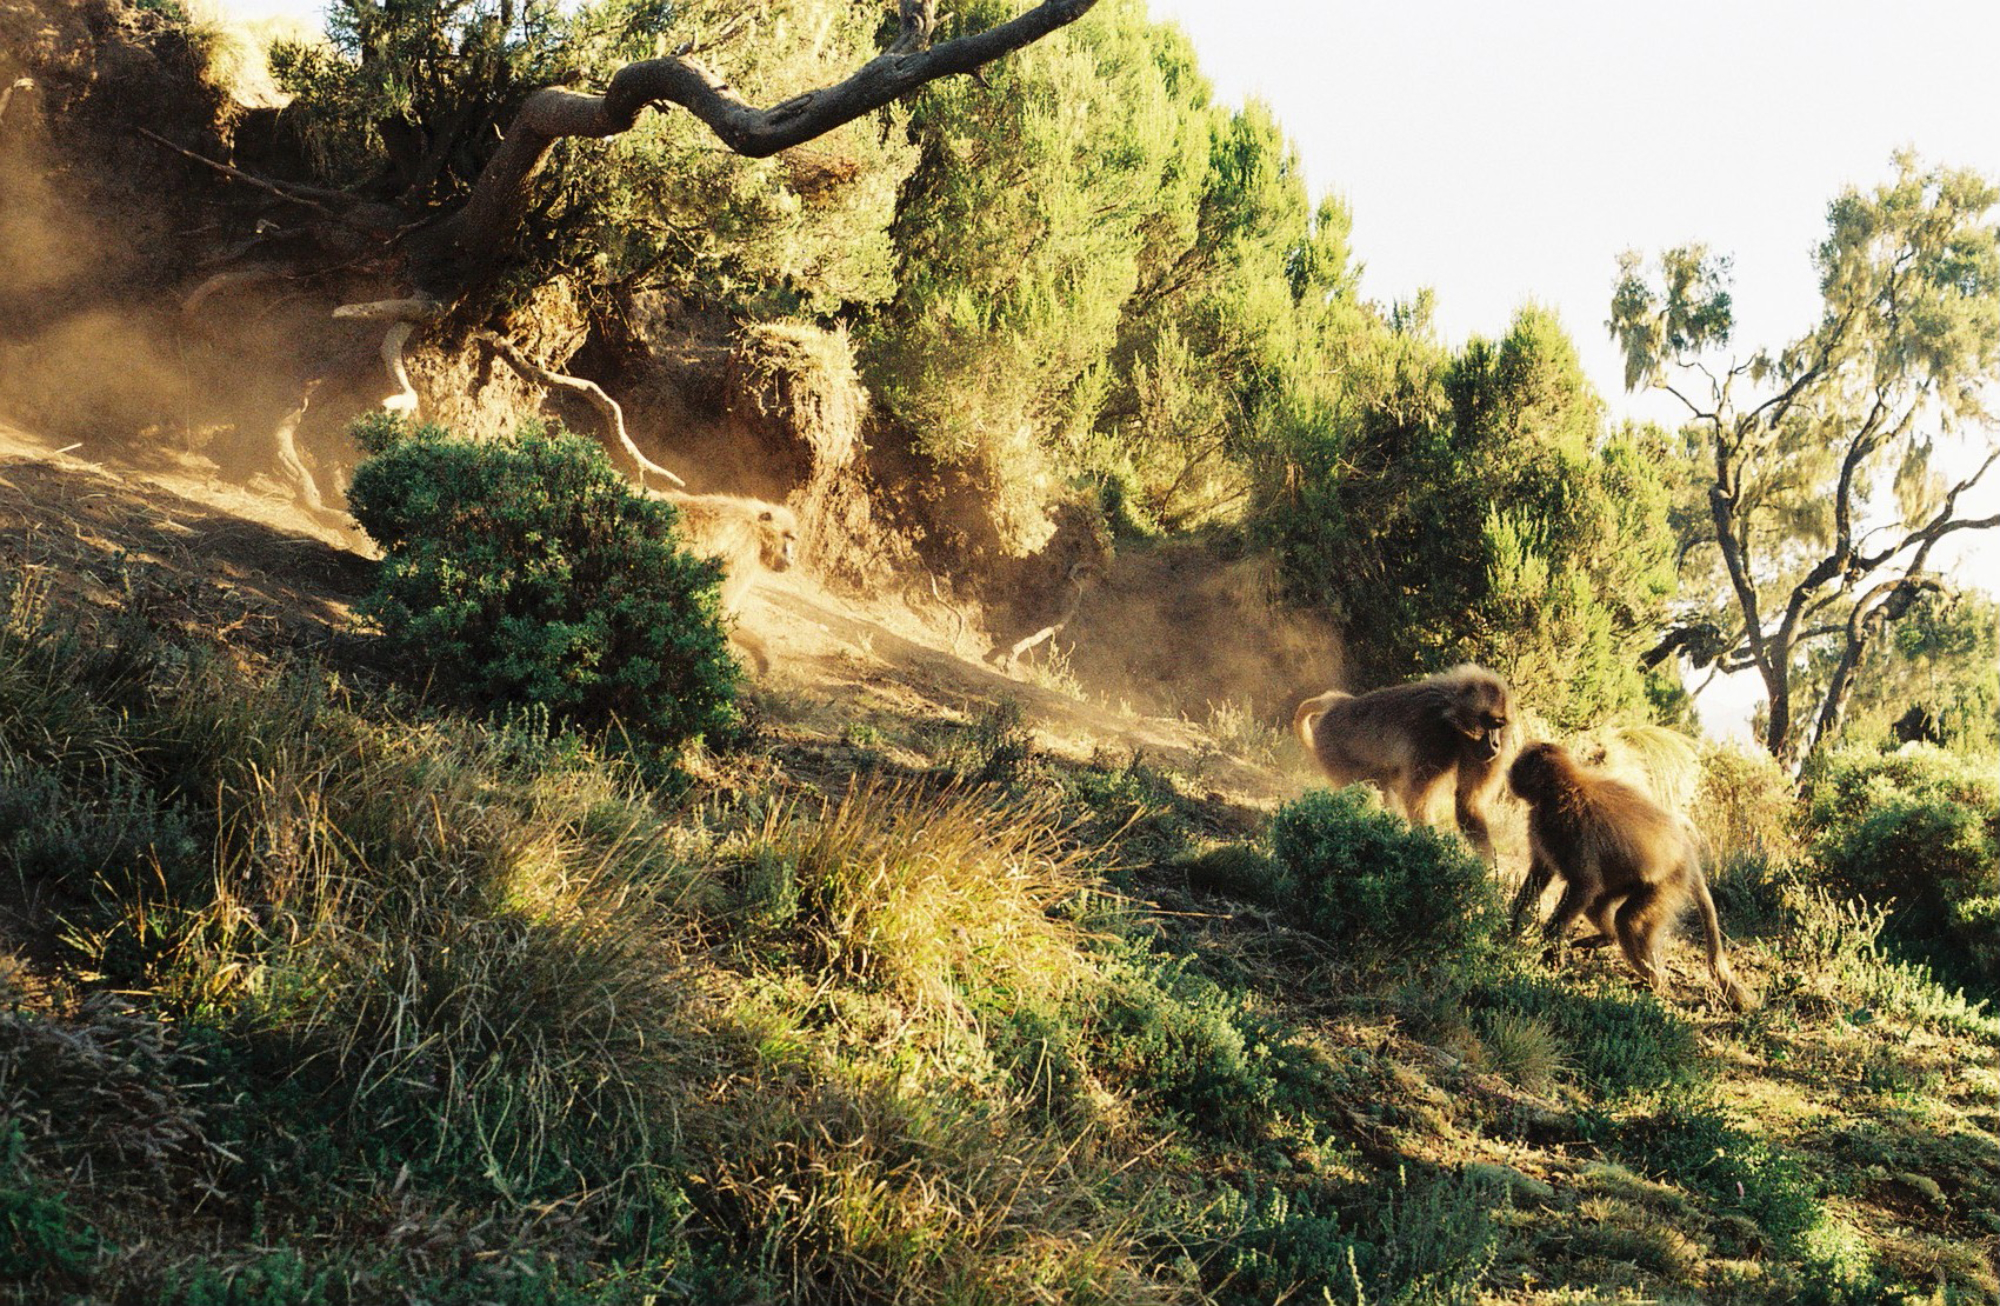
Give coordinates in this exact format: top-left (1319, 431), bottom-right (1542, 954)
top-left (346, 415), bottom-right (740, 757)
top-left (0, 1121), bottom-right (99, 1286)
top-left (1270, 787), bottom-right (1504, 975)
top-left (1617, 1096), bottom-right (1821, 1256)
top-left (1692, 741), bottom-right (1801, 876)
top-left (1090, 954), bottom-right (1322, 1142)
top-left (1469, 971), bottom-right (1701, 1096)
top-left (1202, 1182), bottom-right (1364, 1306)
top-left (1367, 1167), bottom-right (1507, 1305)
top-left (1056, 750), bottom-right (1208, 868)
top-left (737, 779), bottom-right (1093, 1022)
top-left (1773, 881), bottom-right (1997, 1041)
top-left (1198, 1167), bottom-right (1506, 1306)
top-left (1801, 746), bottom-right (1999, 996)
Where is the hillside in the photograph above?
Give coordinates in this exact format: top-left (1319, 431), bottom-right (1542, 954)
top-left (4, 0), bottom-right (1999, 1299)
top-left (2, 414), bottom-right (1998, 1305)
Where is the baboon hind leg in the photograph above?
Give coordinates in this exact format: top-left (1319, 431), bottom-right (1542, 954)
top-left (1509, 854), bottom-right (1555, 932)
top-left (1576, 893), bottom-right (1625, 950)
top-left (1613, 885), bottom-right (1668, 992)
top-left (1541, 878), bottom-right (1595, 962)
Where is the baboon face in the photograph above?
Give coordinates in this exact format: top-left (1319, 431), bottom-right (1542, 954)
top-left (1449, 679), bottom-right (1512, 761)
top-left (758, 509), bottom-right (799, 573)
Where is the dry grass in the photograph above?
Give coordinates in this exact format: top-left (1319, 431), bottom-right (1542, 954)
top-left (738, 778), bottom-right (1097, 1028)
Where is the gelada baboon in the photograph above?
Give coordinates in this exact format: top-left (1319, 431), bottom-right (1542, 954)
top-left (661, 490), bottom-right (798, 673)
top-left (1292, 665), bottom-right (1515, 864)
top-left (1508, 741), bottom-right (1753, 1011)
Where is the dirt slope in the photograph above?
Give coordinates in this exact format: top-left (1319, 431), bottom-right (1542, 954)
top-left (0, 419), bottom-right (1298, 806)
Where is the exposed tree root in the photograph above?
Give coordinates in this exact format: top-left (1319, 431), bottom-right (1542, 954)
top-left (182, 266), bottom-right (284, 316)
top-left (0, 76), bottom-right (35, 126)
top-left (475, 332), bottom-right (684, 487)
top-left (991, 562), bottom-right (1099, 672)
top-left (273, 379), bottom-right (345, 526)
top-left (332, 299), bottom-right (441, 416)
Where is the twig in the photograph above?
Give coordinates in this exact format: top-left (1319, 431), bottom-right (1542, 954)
top-left (133, 127), bottom-right (376, 231)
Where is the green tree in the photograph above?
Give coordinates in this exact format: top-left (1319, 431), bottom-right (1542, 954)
top-left (1806, 587), bottom-right (2000, 754)
top-left (1611, 154), bottom-right (2000, 766)
top-left (860, 0), bottom-right (1215, 547)
top-left (1258, 306), bottom-right (1679, 728)
top-left (1079, 102), bottom-right (1355, 533)
top-left (204, 0), bottom-right (1112, 403)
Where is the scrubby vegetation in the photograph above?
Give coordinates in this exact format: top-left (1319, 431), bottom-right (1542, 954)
top-left (346, 414), bottom-right (741, 759)
top-left (4, 0), bottom-right (1999, 1300)
top-left (3, 561), bottom-right (1996, 1303)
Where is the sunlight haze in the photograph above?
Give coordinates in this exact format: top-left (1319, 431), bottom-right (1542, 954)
top-left (217, 0), bottom-right (2000, 741)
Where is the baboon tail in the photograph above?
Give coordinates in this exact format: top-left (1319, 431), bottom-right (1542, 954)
top-left (1292, 691), bottom-right (1345, 754)
top-left (1690, 864), bottom-right (1755, 1012)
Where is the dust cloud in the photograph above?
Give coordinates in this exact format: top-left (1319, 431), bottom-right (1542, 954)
top-left (1059, 545), bottom-right (1346, 732)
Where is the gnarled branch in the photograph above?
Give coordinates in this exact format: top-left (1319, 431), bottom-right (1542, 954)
top-left (411, 0), bottom-right (1100, 294)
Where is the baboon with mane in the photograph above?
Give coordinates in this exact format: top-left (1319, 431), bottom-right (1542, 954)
top-left (1509, 740), bottom-right (1754, 1011)
top-left (661, 490), bottom-right (798, 674)
top-left (1292, 665), bottom-right (1515, 865)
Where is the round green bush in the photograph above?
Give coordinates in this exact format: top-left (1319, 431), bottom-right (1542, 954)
top-left (1269, 787), bottom-right (1504, 972)
top-left (1803, 746), bottom-right (1999, 993)
top-left (346, 417), bottom-right (740, 753)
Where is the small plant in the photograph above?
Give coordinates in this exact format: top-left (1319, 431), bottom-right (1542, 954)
top-left (1468, 970), bottom-right (1701, 1096)
top-left (346, 415), bottom-right (740, 756)
top-left (1618, 1096), bottom-right (1822, 1257)
top-left (1202, 1182), bottom-right (1365, 1306)
top-left (1476, 1009), bottom-right (1567, 1094)
top-left (1774, 881), bottom-right (1998, 1040)
top-left (0, 1122), bottom-right (99, 1284)
top-left (1692, 740), bottom-right (1802, 874)
top-left (1199, 698), bottom-right (1287, 769)
top-left (1368, 1167), bottom-right (1506, 1305)
top-left (1092, 957), bottom-right (1277, 1140)
top-left (741, 778), bottom-right (1091, 1020)
top-left (1270, 787), bottom-right (1504, 975)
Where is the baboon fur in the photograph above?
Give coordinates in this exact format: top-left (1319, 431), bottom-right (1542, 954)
top-left (663, 491), bottom-right (798, 674)
top-left (1509, 740), bottom-right (1754, 1011)
top-left (1292, 664), bottom-right (1516, 865)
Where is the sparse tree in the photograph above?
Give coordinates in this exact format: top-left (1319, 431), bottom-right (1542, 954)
top-left (1613, 154), bottom-right (2000, 767)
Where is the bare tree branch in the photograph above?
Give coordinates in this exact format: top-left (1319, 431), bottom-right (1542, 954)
top-left (413, 0), bottom-right (1101, 293)
top-left (135, 127), bottom-right (399, 232)
top-left (1801, 573), bottom-right (1946, 759)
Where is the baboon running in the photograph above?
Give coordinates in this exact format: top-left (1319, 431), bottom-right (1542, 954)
top-left (661, 490), bottom-right (798, 674)
top-left (1508, 740), bottom-right (1754, 1011)
top-left (1292, 665), bottom-right (1515, 864)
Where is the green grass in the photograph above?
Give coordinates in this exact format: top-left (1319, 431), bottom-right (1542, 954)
top-left (4, 573), bottom-right (2000, 1306)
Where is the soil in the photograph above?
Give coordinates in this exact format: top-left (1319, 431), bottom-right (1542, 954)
top-left (0, 418), bottom-right (1298, 809)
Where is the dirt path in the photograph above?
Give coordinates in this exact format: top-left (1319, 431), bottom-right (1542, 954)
top-left (0, 420), bottom-right (1297, 805)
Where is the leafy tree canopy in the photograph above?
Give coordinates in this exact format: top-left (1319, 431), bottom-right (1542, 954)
top-left (1612, 153), bottom-right (2000, 765)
